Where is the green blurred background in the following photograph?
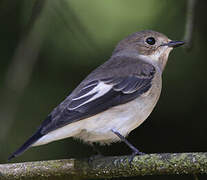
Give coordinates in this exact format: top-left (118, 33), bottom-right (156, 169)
top-left (0, 0), bottom-right (206, 179)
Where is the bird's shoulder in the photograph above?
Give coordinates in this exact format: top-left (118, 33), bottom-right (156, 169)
top-left (65, 55), bottom-right (156, 102)
top-left (87, 55), bottom-right (156, 79)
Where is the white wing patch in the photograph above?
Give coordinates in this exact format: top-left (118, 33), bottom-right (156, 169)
top-left (69, 81), bottom-right (113, 110)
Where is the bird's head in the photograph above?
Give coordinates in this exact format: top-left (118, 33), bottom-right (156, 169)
top-left (113, 30), bottom-right (185, 71)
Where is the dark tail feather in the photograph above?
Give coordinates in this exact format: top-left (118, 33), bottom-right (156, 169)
top-left (8, 129), bottom-right (43, 161)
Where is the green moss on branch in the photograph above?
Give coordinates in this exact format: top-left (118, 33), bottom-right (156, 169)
top-left (0, 152), bottom-right (207, 179)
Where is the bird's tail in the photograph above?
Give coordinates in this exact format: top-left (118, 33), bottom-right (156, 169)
top-left (8, 128), bottom-right (43, 161)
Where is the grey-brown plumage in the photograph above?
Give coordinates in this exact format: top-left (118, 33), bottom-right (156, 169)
top-left (8, 30), bottom-right (184, 160)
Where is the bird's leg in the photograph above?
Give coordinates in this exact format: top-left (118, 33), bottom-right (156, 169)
top-left (111, 129), bottom-right (145, 163)
top-left (88, 143), bottom-right (103, 163)
top-left (91, 143), bottom-right (102, 156)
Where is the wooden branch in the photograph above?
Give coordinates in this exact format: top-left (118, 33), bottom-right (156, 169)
top-left (1, 152), bottom-right (207, 180)
top-left (183, 0), bottom-right (197, 50)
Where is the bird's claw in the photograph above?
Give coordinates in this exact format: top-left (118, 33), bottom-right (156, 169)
top-left (88, 154), bottom-right (104, 164)
top-left (129, 150), bottom-right (145, 165)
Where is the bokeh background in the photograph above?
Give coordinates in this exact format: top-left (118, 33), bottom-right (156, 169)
top-left (0, 0), bottom-right (206, 179)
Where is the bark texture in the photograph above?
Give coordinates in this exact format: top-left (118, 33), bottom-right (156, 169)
top-left (0, 152), bottom-right (207, 180)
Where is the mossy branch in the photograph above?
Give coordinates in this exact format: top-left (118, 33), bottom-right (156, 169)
top-left (1, 152), bottom-right (207, 180)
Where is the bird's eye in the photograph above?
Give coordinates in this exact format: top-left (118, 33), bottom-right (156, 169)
top-left (146, 37), bottom-right (156, 45)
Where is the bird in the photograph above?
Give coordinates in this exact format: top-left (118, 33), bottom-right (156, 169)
top-left (8, 30), bottom-right (184, 160)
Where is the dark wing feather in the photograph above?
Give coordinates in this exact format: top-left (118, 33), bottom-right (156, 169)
top-left (41, 70), bottom-right (155, 134)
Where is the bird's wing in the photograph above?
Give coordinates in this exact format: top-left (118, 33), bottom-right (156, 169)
top-left (41, 64), bottom-right (156, 134)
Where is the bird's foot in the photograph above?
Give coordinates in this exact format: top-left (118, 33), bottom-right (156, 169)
top-left (129, 149), bottom-right (145, 165)
top-left (88, 154), bottom-right (104, 164)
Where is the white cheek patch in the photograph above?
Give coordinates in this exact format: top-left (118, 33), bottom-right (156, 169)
top-left (148, 46), bottom-right (171, 62)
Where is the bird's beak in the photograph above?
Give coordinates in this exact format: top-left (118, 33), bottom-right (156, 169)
top-left (162, 40), bottom-right (185, 48)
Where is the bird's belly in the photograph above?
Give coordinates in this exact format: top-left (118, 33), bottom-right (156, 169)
top-left (75, 84), bottom-right (161, 144)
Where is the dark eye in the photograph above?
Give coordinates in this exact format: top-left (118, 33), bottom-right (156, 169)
top-left (146, 37), bottom-right (156, 45)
